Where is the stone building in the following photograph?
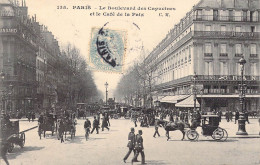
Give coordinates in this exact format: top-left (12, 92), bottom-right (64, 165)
top-left (145, 0), bottom-right (260, 112)
top-left (0, 0), bottom-right (38, 113)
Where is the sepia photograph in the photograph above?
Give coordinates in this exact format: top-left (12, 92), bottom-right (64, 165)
top-left (0, 0), bottom-right (260, 164)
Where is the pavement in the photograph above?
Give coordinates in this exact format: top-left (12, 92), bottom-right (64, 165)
top-left (2, 117), bottom-right (260, 165)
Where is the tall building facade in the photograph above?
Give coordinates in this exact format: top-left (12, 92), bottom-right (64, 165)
top-left (145, 0), bottom-right (260, 112)
top-left (0, 0), bottom-right (60, 113)
top-left (0, 1), bottom-right (38, 113)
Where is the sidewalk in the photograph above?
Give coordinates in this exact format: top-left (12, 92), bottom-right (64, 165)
top-left (219, 118), bottom-right (260, 138)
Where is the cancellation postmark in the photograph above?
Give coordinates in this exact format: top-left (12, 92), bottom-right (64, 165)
top-left (89, 25), bottom-right (127, 73)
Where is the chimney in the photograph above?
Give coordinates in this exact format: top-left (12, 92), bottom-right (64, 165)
top-left (34, 14), bottom-right (36, 22)
top-left (24, 0), bottom-right (26, 7)
top-left (22, 0), bottom-right (23, 7)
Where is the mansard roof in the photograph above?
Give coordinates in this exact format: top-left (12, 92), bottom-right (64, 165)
top-left (195, 0), bottom-right (260, 10)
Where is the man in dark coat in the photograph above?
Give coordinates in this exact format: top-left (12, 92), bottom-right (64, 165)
top-left (132, 130), bottom-right (145, 164)
top-left (235, 110), bottom-right (239, 124)
top-left (244, 111), bottom-right (249, 124)
top-left (102, 117), bottom-right (109, 131)
top-left (123, 128), bottom-right (137, 163)
top-left (84, 118), bottom-right (91, 139)
top-left (91, 116), bottom-right (99, 134)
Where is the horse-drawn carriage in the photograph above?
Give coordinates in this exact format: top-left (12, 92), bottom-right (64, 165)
top-left (0, 119), bottom-right (25, 153)
top-left (38, 113), bottom-right (57, 139)
top-left (56, 117), bottom-right (76, 143)
top-left (186, 115), bottom-right (228, 141)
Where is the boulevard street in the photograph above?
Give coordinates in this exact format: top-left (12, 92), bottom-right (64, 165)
top-left (5, 117), bottom-right (260, 165)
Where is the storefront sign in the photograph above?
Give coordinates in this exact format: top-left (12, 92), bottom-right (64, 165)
top-left (0, 28), bottom-right (17, 33)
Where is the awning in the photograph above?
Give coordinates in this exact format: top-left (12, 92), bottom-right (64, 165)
top-left (153, 95), bottom-right (166, 102)
top-left (160, 95), bottom-right (189, 104)
top-left (175, 96), bottom-right (200, 108)
top-left (198, 94), bottom-right (260, 98)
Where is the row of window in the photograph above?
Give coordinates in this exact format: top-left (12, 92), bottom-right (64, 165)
top-left (203, 85), bottom-right (259, 94)
top-left (204, 43), bottom-right (257, 54)
top-left (196, 9), bottom-right (259, 22)
top-left (204, 24), bottom-right (256, 33)
top-left (204, 61), bottom-right (258, 76)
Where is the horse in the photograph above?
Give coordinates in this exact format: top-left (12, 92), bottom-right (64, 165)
top-left (156, 119), bottom-right (185, 140)
top-left (56, 118), bottom-right (76, 143)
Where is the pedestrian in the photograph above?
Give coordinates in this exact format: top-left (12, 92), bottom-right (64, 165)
top-left (225, 111), bottom-right (229, 122)
top-left (105, 112), bottom-right (110, 126)
top-left (123, 128), bottom-right (137, 163)
top-left (101, 117), bottom-right (109, 131)
top-left (245, 111), bottom-right (249, 124)
top-left (235, 110), bottom-right (239, 124)
top-left (84, 118), bottom-right (91, 140)
top-left (1, 140), bottom-right (10, 165)
top-left (27, 112), bottom-right (31, 122)
top-left (32, 112), bottom-right (35, 122)
top-left (91, 116), bottom-right (99, 134)
top-left (132, 130), bottom-right (145, 164)
top-left (216, 111), bottom-right (221, 122)
top-left (132, 114), bottom-right (137, 127)
top-left (153, 119), bottom-right (160, 138)
top-left (229, 111), bottom-right (233, 122)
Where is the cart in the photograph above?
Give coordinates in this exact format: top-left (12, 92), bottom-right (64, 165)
top-left (186, 115), bottom-right (228, 141)
top-left (0, 120), bottom-right (25, 152)
top-left (38, 114), bottom-right (57, 139)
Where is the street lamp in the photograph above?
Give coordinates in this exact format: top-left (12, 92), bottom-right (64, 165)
top-left (105, 82), bottom-right (108, 106)
top-left (236, 56), bottom-right (248, 135)
top-left (193, 72), bottom-right (198, 112)
top-left (0, 71), bottom-right (5, 112)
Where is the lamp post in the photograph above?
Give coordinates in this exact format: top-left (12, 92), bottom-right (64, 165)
top-left (236, 56), bottom-right (248, 135)
top-left (193, 72), bottom-right (198, 112)
top-left (0, 71), bottom-right (5, 112)
top-left (105, 82), bottom-right (108, 106)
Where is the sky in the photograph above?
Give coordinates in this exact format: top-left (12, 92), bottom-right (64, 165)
top-left (24, 0), bottom-right (200, 99)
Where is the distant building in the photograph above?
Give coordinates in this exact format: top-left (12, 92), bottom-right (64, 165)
top-left (145, 0), bottom-right (260, 112)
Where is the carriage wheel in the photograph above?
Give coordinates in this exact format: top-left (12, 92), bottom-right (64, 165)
top-left (212, 128), bottom-right (225, 140)
top-left (20, 133), bottom-right (25, 148)
top-left (186, 130), bottom-right (199, 141)
top-left (220, 128), bottom-right (228, 141)
top-left (7, 143), bottom-right (14, 153)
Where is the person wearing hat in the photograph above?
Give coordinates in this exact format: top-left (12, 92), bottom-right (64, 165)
top-left (91, 116), bottom-right (99, 134)
top-left (84, 118), bottom-right (91, 140)
top-left (132, 130), bottom-right (145, 164)
top-left (123, 128), bottom-right (137, 163)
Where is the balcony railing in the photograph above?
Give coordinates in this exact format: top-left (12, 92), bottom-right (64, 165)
top-left (204, 53), bottom-right (213, 57)
top-left (193, 31), bottom-right (260, 39)
top-left (194, 15), bottom-right (259, 22)
top-left (220, 53), bottom-right (228, 57)
top-left (235, 53), bottom-right (243, 57)
top-left (250, 54), bottom-right (258, 58)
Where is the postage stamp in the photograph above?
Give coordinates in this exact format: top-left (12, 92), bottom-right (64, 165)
top-left (89, 26), bottom-right (127, 73)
